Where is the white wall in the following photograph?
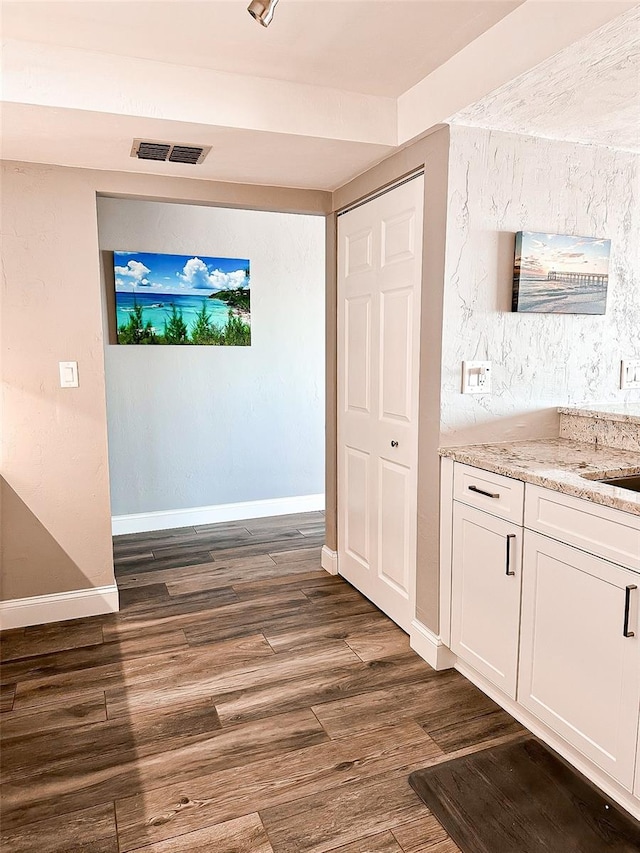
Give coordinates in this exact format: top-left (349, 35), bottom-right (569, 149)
top-left (98, 198), bottom-right (325, 517)
top-left (441, 126), bottom-right (640, 446)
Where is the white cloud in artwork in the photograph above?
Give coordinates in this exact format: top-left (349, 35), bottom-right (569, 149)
top-left (114, 259), bottom-right (151, 283)
top-left (209, 268), bottom-right (247, 289)
top-left (522, 255), bottom-right (543, 271)
top-left (179, 257), bottom-right (211, 289)
top-left (179, 257), bottom-right (248, 291)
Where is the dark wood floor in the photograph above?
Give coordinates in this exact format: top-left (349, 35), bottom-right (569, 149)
top-left (0, 511), bottom-right (524, 853)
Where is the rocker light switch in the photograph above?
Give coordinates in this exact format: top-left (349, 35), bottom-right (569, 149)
top-left (462, 361), bottom-right (492, 394)
top-left (620, 359), bottom-right (640, 390)
top-left (59, 361), bottom-right (79, 388)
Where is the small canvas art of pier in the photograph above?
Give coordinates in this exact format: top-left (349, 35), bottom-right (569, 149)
top-left (512, 231), bottom-right (610, 315)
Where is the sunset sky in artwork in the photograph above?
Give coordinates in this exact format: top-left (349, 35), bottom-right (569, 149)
top-left (515, 232), bottom-right (610, 279)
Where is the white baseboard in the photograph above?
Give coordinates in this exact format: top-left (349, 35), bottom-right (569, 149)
top-left (112, 494), bottom-right (325, 536)
top-left (321, 546), bottom-right (338, 575)
top-left (410, 619), bottom-right (456, 671)
top-left (0, 584), bottom-right (120, 630)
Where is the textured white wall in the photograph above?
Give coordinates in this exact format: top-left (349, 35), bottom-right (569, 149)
top-left (98, 198), bottom-right (325, 515)
top-left (450, 7), bottom-right (640, 154)
top-left (441, 126), bottom-right (640, 446)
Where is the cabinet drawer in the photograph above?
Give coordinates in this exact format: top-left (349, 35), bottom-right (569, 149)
top-left (524, 484), bottom-right (640, 572)
top-left (453, 463), bottom-right (524, 524)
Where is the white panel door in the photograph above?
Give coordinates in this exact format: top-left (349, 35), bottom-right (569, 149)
top-left (337, 175), bottom-right (423, 632)
top-left (450, 502), bottom-right (522, 698)
top-left (519, 530), bottom-right (640, 790)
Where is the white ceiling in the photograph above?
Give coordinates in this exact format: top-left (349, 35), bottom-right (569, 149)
top-left (0, 102), bottom-right (396, 189)
top-left (1, 0), bottom-right (521, 98)
top-left (450, 5), bottom-right (640, 152)
top-left (1, 1), bottom-right (636, 189)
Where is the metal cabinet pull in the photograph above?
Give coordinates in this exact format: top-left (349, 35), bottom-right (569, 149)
top-left (468, 484), bottom-right (499, 499)
top-left (623, 585), bottom-right (637, 638)
top-left (506, 534), bottom-right (516, 576)
top-left (390, 440), bottom-right (399, 448)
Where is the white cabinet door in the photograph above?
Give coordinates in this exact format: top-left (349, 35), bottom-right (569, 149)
top-left (519, 530), bottom-right (640, 790)
top-left (337, 175), bottom-right (423, 633)
top-left (451, 502), bottom-right (523, 698)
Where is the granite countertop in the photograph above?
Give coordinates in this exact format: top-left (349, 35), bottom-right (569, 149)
top-left (558, 403), bottom-right (640, 425)
top-left (439, 438), bottom-right (640, 517)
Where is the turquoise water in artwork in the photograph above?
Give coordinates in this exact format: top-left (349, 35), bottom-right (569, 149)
top-left (116, 291), bottom-right (236, 335)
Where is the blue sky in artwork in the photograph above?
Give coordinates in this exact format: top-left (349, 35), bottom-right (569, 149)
top-left (114, 251), bottom-right (250, 295)
top-left (516, 232), bottom-right (610, 279)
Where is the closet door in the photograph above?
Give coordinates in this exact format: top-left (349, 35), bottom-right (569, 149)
top-left (337, 175), bottom-right (423, 632)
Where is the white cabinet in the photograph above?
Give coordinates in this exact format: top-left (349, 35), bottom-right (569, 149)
top-left (519, 530), bottom-right (640, 790)
top-left (442, 459), bottom-right (640, 814)
top-left (451, 502), bottom-right (522, 698)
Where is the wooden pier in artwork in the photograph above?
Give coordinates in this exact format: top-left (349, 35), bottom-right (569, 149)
top-left (547, 270), bottom-right (608, 285)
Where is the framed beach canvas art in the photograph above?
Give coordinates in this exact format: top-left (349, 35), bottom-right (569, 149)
top-left (512, 232), bottom-right (610, 314)
top-left (113, 251), bottom-right (251, 345)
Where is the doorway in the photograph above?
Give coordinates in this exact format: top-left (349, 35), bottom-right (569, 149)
top-left (97, 198), bottom-right (326, 536)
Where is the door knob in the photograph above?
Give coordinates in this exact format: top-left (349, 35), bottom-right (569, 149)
top-left (391, 440), bottom-right (399, 448)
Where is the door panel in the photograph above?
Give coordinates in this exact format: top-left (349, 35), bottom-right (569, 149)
top-left (380, 287), bottom-right (413, 422)
top-left (345, 227), bottom-right (373, 275)
top-left (344, 446), bottom-right (370, 568)
top-left (345, 296), bottom-right (371, 413)
top-left (381, 209), bottom-right (416, 266)
top-left (337, 175), bottom-right (423, 632)
top-left (378, 458), bottom-right (411, 595)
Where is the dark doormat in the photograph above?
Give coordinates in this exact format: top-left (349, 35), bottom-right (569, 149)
top-left (409, 736), bottom-right (640, 853)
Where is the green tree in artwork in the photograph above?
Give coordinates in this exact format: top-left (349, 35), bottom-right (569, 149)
top-left (163, 304), bottom-right (189, 344)
top-left (118, 301), bottom-right (158, 344)
top-left (191, 302), bottom-right (217, 345)
top-left (223, 310), bottom-right (251, 346)
top-left (209, 288), bottom-right (250, 312)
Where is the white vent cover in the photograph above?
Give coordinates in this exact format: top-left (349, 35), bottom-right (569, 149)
top-left (130, 139), bottom-right (211, 165)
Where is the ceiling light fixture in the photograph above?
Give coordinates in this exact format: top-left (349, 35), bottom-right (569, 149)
top-left (247, 0), bottom-right (279, 27)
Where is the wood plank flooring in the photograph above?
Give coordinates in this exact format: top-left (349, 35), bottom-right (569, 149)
top-left (0, 511), bottom-right (525, 852)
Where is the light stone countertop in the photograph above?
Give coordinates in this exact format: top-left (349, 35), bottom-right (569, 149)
top-left (557, 403), bottom-right (640, 425)
top-left (439, 438), bottom-right (640, 517)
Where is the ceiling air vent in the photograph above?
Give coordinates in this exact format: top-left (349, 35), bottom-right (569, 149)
top-left (131, 139), bottom-right (211, 165)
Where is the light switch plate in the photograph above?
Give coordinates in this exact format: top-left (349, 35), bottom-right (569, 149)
top-left (59, 361), bottom-right (79, 388)
top-left (620, 359), bottom-right (640, 390)
top-left (462, 361), bottom-right (492, 394)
